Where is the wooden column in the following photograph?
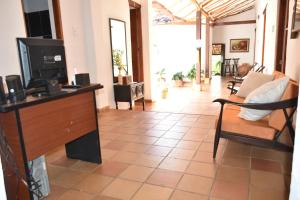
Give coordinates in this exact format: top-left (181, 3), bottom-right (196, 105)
top-left (196, 10), bottom-right (202, 84)
top-left (205, 16), bottom-right (210, 79)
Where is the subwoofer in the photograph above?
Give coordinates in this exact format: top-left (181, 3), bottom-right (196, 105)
top-left (0, 77), bottom-right (7, 105)
top-left (75, 73), bottom-right (90, 86)
top-left (5, 75), bottom-right (26, 102)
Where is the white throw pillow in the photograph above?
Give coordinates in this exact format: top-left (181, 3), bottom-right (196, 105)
top-left (236, 71), bottom-right (274, 97)
top-left (239, 77), bottom-right (290, 121)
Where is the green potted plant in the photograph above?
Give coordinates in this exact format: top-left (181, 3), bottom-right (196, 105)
top-left (187, 65), bottom-right (196, 84)
top-left (172, 71), bottom-right (184, 87)
top-left (156, 68), bottom-right (168, 99)
top-left (113, 49), bottom-right (125, 84)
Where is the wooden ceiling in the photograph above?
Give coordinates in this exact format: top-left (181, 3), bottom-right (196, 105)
top-left (153, 0), bottom-right (255, 24)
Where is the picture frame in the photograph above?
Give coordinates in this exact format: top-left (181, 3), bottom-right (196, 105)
top-left (230, 38), bottom-right (250, 53)
top-left (291, 0), bottom-right (300, 38)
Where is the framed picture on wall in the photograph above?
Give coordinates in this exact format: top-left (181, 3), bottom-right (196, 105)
top-left (230, 38), bottom-right (250, 53)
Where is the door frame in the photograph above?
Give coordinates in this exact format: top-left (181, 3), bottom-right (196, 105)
top-left (261, 7), bottom-right (267, 66)
top-left (129, 0), bottom-right (144, 82)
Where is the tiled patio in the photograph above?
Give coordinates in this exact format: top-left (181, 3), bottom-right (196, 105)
top-left (45, 109), bottom-right (292, 200)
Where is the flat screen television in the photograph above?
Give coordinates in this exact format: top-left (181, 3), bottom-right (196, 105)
top-left (17, 38), bottom-right (68, 89)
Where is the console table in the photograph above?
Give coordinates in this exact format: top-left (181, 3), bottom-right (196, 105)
top-left (113, 82), bottom-right (145, 110)
top-left (0, 84), bottom-right (103, 200)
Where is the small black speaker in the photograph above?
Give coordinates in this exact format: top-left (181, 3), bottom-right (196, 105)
top-left (75, 73), bottom-right (90, 86)
top-left (0, 77), bottom-right (7, 105)
top-left (5, 75), bottom-right (26, 103)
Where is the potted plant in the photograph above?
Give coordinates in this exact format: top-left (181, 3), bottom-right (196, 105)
top-left (113, 49), bottom-right (125, 84)
top-left (187, 65), bottom-right (196, 85)
top-left (155, 68), bottom-right (168, 99)
top-left (172, 71), bottom-right (184, 87)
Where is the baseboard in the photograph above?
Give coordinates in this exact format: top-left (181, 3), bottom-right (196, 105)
top-left (97, 106), bottom-right (110, 113)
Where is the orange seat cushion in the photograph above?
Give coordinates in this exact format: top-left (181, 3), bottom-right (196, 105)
top-left (218, 109), bottom-right (276, 140)
top-left (226, 95), bottom-right (245, 110)
top-left (268, 80), bottom-right (299, 130)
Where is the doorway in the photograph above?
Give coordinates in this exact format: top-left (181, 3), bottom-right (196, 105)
top-left (129, 0), bottom-right (144, 82)
top-left (275, 0), bottom-right (290, 73)
top-left (21, 0), bottom-right (63, 39)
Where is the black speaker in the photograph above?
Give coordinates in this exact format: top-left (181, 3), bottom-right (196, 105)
top-left (5, 75), bottom-right (26, 103)
top-left (0, 77), bottom-right (7, 105)
top-left (75, 73), bottom-right (90, 86)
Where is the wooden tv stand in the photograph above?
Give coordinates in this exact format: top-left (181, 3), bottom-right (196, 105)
top-left (0, 84), bottom-right (103, 200)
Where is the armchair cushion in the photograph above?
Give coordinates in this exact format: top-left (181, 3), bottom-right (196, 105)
top-left (236, 71), bottom-right (274, 97)
top-left (239, 77), bottom-right (289, 121)
top-left (269, 80), bottom-right (299, 130)
top-left (221, 108), bottom-right (276, 140)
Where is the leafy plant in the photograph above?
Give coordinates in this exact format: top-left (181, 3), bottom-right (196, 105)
top-left (172, 71), bottom-right (184, 81)
top-left (155, 68), bottom-right (166, 82)
top-left (112, 49), bottom-right (125, 71)
top-left (187, 65), bottom-right (196, 80)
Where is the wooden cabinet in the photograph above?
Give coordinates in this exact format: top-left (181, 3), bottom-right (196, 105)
top-left (113, 82), bottom-right (145, 110)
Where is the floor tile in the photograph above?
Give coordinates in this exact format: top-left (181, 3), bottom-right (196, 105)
top-left (51, 170), bottom-right (89, 188)
top-left (146, 169), bottom-right (182, 188)
top-left (222, 156), bottom-right (251, 169)
top-left (135, 154), bottom-right (164, 168)
top-left (132, 184), bottom-right (173, 200)
top-left (168, 148), bottom-right (196, 160)
top-left (144, 129), bottom-right (167, 137)
top-left (50, 156), bottom-right (78, 168)
top-left (94, 161), bottom-right (129, 177)
top-left (251, 158), bottom-right (282, 174)
top-left (57, 190), bottom-right (94, 200)
top-left (91, 195), bottom-right (121, 200)
top-left (185, 161), bottom-right (217, 178)
top-left (170, 190), bottom-right (208, 200)
top-left (45, 184), bottom-right (67, 200)
top-left (250, 170), bottom-right (286, 191)
top-left (123, 143), bottom-right (150, 153)
top-left (154, 138), bottom-right (179, 147)
top-left (159, 158), bottom-right (190, 172)
top-left (211, 180), bottom-right (248, 200)
top-left (145, 146), bottom-right (172, 156)
top-left (70, 160), bottom-right (99, 173)
top-left (119, 165), bottom-right (154, 182)
top-left (101, 178), bottom-right (142, 200)
top-left (73, 174), bottom-right (113, 194)
top-left (177, 174), bottom-right (213, 195)
top-left (176, 140), bottom-right (201, 150)
top-left (111, 151), bottom-right (140, 164)
top-left (249, 185), bottom-right (289, 200)
top-left (216, 166), bottom-right (250, 184)
top-left (101, 149), bottom-right (119, 160)
top-left (193, 151), bottom-right (222, 164)
top-left (162, 131), bottom-right (186, 139)
top-left (103, 141), bottom-right (128, 151)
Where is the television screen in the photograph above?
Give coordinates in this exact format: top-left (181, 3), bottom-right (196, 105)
top-left (17, 38), bottom-right (68, 89)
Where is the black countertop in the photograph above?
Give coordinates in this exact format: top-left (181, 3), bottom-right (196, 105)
top-left (0, 84), bottom-right (103, 113)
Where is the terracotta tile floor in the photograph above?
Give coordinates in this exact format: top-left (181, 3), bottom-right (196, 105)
top-left (44, 77), bottom-right (292, 199)
top-left (45, 110), bottom-right (292, 200)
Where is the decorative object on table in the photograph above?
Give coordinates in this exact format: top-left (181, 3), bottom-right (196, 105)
top-left (113, 49), bottom-right (125, 85)
top-left (5, 75), bottom-right (26, 103)
top-left (122, 75), bottom-right (133, 85)
top-left (75, 73), bottom-right (90, 86)
top-left (230, 39), bottom-right (250, 52)
top-left (155, 68), bottom-right (168, 99)
top-left (172, 71), bottom-right (184, 87)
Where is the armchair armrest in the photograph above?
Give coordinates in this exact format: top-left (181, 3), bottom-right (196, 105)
top-left (213, 97), bottom-right (298, 111)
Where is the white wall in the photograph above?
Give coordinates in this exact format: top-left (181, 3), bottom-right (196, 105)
top-left (0, 1), bottom-right (27, 80)
top-left (212, 9), bottom-right (256, 65)
top-left (0, 158), bottom-right (6, 200)
top-left (255, 0), bottom-right (279, 74)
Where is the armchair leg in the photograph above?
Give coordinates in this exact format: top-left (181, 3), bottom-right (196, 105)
top-left (213, 129), bottom-right (220, 158)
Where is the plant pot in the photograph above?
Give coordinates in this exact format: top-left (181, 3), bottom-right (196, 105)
top-left (174, 80), bottom-right (184, 87)
top-left (161, 88), bottom-right (168, 99)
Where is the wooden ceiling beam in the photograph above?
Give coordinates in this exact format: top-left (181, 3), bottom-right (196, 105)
top-left (152, 1), bottom-right (187, 22)
top-left (209, 0), bottom-right (245, 16)
top-left (217, 6), bottom-right (255, 20)
top-left (206, 0), bottom-right (236, 14)
top-left (215, 2), bottom-right (255, 19)
top-left (211, 0), bottom-right (254, 18)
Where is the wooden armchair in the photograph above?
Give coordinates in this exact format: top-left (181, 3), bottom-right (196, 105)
top-left (213, 74), bottom-right (298, 158)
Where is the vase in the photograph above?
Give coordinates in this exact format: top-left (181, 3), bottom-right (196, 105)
top-left (118, 74), bottom-right (123, 85)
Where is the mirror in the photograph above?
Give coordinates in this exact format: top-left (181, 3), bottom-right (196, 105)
top-left (109, 18), bottom-right (128, 82)
top-left (291, 0), bottom-right (300, 38)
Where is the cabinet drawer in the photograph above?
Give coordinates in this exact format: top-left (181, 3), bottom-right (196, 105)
top-left (20, 92), bottom-right (97, 161)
